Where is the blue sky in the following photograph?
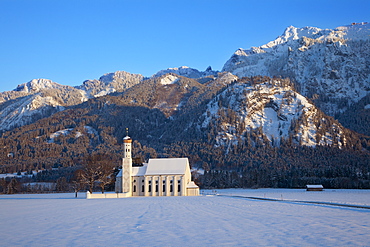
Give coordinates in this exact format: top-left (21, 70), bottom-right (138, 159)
top-left (0, 0), bottom-right (369, 92)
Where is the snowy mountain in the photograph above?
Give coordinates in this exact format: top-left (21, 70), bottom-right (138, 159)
top-left (0, 94), bottom-right (65, 131)
top-left (0, 79), bottom-right (86, 131)
top-left (76, 71), bottom-right (144, 98)
top-left (0, 23), bottom-right (368, 151)
top-left (13, 78), bottom-right (72, 93)
top-left (222, 22), bottom-right (370, 115)
top-left (153, 66), bottom-right (218, 80)
top-left (200, 77), bottom-right (353, 149)
top-left (0, 71), bottom-right (144, 132)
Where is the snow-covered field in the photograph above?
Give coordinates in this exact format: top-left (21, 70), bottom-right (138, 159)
top-left (1, 189), bottom-right (369, 246)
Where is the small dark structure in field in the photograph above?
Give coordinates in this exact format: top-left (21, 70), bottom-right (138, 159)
top-left (306, 185), bottom-right (324, 191)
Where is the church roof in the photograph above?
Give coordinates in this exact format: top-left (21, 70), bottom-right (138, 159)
top-left (132, 165), bottom-right (147, 176)
top-left (145, 158), bottom-right (189, 175)
top-left (123, 135), bottom-right (132, 143)
top-left (186, 181), bottom-right (199, 188)
top-left (116, 169), bottom-right (122, 177)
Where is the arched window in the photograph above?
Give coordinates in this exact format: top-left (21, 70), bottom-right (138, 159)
top-left (142, 185), bottom-right (144, 193)
top-left (133, 185), bottom-right (136, 192)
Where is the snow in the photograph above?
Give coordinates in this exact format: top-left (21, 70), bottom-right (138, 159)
top-left (201, 81), bottom-right (337, 147)
top-left (75, 131), bottom-right (83, 138)
top-left (15, 79), bottom-right (63, 93)
top-left (365, 104), bottom-right (370, 110)
top-left (222, 23), bottom-right (370, 116)
top-left (262, 108), bottom-right (280, 140)
top-left (208, 188), bottom-right (370, 207)
top-left (131, 165), bottom-right (147, 176)
top-left (153, 66), bottom-right (218, 79)
top-left (0, 94), bottom-right (64, 132)
top-left (84, 126), bottom-right (98, 135)
top-left (0, 170), bottom-right (41, 179)
top-left (332, 22), bottom-right (370, 41)
top-left (261, 26), bottom-right (325, 49)
top-left (306, 184), bottom-right (324, 189)
top-left (159, 74), bottom-right (179, 85)
top-left (0, 189), bottom-right (369, 246)
top-left (145, 158), bottom-right (188, 175)
top-left (0, 173), bottom-right (19, 179)
top-left (48, 128), bottom-right (73, 143)
top-left (47, 126), bottom-right (97, 143)
top-left (93, 87), bottom-right (116, 97)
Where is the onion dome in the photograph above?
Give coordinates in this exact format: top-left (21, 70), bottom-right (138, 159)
top-left (123, 128), bottom-right (132, 143)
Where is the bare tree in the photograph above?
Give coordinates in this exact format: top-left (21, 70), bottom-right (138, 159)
top-left (71, 169), bottom-right (85, 197)
top-left (80, 154), bottom-right (115, 193)
top-left (55, 177), bottom-right (68, 192)
top-left (97, 161), bottom-right (115, 194)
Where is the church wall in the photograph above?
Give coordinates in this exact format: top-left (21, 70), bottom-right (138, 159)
top-left (115, 176), bottom-right (122, 193)
top-left (133, 175), bottom-right (187, 197)
top-left (186, 188), bottom-right (200, 196)
top-left (123, 169), bottom-right (197, 197)
top-left (86, 191), bottom-right (130, 199)
top-left (132, 176), bottom-right (145, 196)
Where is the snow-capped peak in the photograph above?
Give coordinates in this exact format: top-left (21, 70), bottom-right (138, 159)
top-left (259, 22), bottom-right (370, 50)
top-left (222, 22), bottom-right (370, 116)
top-left (75, 70), bottom-right (144, 98)
top-left (329, 22), bottom-right (370, 41)
top-left (98, 71), bottom-right (144, 85)
top-left (152, 66), bottom-right (218, 79)
top-left (15, 79), bottom-right (64, 93)
top-left (261, 26), bottom-right (325, 49)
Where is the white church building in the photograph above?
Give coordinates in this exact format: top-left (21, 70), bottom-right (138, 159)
top-left (88, 135), bottom-right (199, 198)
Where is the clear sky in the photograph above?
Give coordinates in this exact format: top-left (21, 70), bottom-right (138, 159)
top-left (0, 0), bottom-right (369, 92)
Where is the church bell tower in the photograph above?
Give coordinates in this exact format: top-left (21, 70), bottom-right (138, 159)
top-left (122, 129), bottom-right (132, 194)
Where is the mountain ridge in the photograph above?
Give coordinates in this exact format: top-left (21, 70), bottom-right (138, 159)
top-left (222, 22), bottom-right (370, 118)
top-left (0, 23), bottom-right (369, 189)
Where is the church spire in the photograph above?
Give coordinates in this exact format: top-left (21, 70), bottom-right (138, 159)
top-left (123, 128), bottom-right (132, 158)
top-left (122, 128), bottom-right (132, 194)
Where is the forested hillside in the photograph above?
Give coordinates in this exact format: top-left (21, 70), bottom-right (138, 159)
top-left (1, 76), bottom-right (369, 192)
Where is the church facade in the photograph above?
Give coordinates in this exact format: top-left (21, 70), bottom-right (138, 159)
top-left (114, 135), bottom-right (199, 197)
